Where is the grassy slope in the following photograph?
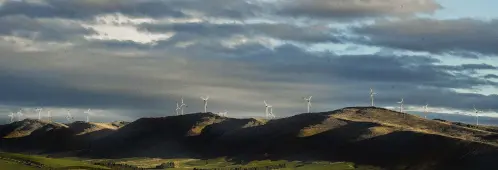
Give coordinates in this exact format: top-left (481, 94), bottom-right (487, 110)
top-left (0, 159), bottom-right (37, 170)
top-left (0, 152), bottom-right (109, 169)
top-left (111, 157), bottom-right (382, 170)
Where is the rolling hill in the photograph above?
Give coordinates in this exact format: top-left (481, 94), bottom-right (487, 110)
top-left (0, 119), bottom-right (127, 154)
top-left (2, 107), bottom-right (498, 170)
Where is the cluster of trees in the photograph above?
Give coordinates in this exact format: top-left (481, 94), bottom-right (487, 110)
top-left (93, 161), bottom-right (146, 170)
top-left (155, 161), bottom-right (178, 168)
top-left (0, 156), bottom-right (44, 168)
top-left (49, 166), bottom-right (109, 170)
top-left (193, 163), bottom-right (287, 170)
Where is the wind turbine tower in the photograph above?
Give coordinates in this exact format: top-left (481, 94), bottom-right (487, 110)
top-left (423, 104), bottom-right (429, 119)
top-left (200, 96), bottom-right (209, 113)
top-left (35, 108), bottom-right (43, 120)
top-left (264, 100), bottom-right (271, 118)
top-left (180, 97), bottom-right (188, 115)
top-left (84, 109), bottom-right (91, 123)
top-left (66, 110), bottom-right (74, 123)
top-left (303, 96), bottom-right (312, 113)
top-left (8, 112), bottom-right (14, 123)
top-left (397, 98), bottom-right (404, 113)
top-left (175, 102), bottom-right (180, 115)
top-left (370, 88), bottom-right (377, 107)
top-left (268, 106), bottom-right (275, 119)
top-left (473, 105), bottom-right (481, 126)
top-left (46, 109), bottom-right (52, 122)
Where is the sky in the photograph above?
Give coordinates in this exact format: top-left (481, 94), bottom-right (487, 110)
top-left (0, 0), bottom-right (498, 123)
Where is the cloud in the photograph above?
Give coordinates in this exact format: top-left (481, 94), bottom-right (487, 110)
top-left (138, 22), bottom-right (342, 44)
top-left (351, 18), bottom-right (498, 56)
top-left (484, 74), bottom-right (498, 79)
top-left (0, 0), bottom-right (441, 22)
top-left (0, 15), bottom-right (96, 42)
top-left (275, 0), bottom-right (441, 20)
top-left (0, 0), bottom-right (186, 20)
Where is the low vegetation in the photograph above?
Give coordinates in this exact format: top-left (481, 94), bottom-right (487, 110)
top-left (0, 152), bottom-right (109, 169)
top-left (93, 157), bottom-right (381, 170)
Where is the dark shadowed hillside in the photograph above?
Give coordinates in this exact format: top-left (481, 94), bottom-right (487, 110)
top-left (0, 120), bottom-right (124, 154)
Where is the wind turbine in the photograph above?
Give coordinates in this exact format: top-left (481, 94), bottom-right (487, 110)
top-left (423, 104), bottom-right (429, 119)
top-left (35, 108), bottom-right (43, 120)
top-left (200, 96), bottom-right (209, 113)
top-left (175, 102), bottom-right (181, 115)
top-left (218, 110), bottom-right (228, 117)
top-left (180, 97), bottom-right (187, 115)
top-left (370, 88), bottom-right (377, 107)
top-left (268, 106), bottom-right (275, 119)
top-left (16, 109), bottom-right (23, 121)
top-left (473, 105), bottom-right (481, 126)
top-left (66, 110), bottom-right (74, 123)
top-left (8, 112), bottom-right (14, 123)
top-left (303, 96), bottom-right (312, 113)
top-left (397, 98), bottom-right (404, 113)
top-left (264, 100), bottom-right (271, 118)
top-left (84, 109), bottom-right (91, 123)
top-left (46, 109), bottom-right (52, 122)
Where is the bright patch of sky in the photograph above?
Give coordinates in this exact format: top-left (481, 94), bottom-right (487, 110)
top-left (429, 0), bottom-right (498, 19)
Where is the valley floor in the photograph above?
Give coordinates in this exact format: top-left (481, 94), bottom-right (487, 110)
top-left (0, 152), bottom-right (381, 170)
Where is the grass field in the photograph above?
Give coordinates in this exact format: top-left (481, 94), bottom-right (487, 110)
top-left (0, 152), bottom-right (109, 169)
top-left (108, 157), bottom-right (382, 170)
top-left (0, 159), bottom-right (38, 170)
top-left (0, 152), bottom-right (381, 170)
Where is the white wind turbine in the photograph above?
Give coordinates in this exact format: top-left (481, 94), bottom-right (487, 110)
top-left (268, 106), bottom-right (275, 119)
top-left (180, 97), bottom-right (187, 115)
top-left (16, 109), bottom-right (24, 121)
top-left (8, 112), bottom-right (14, 123)
top-left (175, 102), bottom-right (181, 115)
top-left (397, 98), bottom-right (404, 113)
top-left (46, 109), bottom-right (52, 122)
top-left (264, 100), bottom-right (271, 118)
top-left (35, 108), bottom-right (43, 120)
top-left (84, 109), bottom-right (92, 123)
top-left (423, 104), bottom-right (429, 119)
top-left (473, 105), bottom-right (481, 126)
top-left (303, 96), bottom-right (312, 113)
top-left (370, 88), bottom-right (377, 107)
top-left (218, 110), bottom-right (228, 117)
top-left (66, 109), bottom-right (74, 123)
top-left (200, 96), bottom-right (209, 113)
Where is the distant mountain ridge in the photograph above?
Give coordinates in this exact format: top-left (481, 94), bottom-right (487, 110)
top-left (1, 107), bottom-right (498, 170)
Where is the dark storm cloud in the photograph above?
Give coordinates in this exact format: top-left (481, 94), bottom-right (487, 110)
top-left (0, 15), bottom-right (96, 41)
top-left (448, 64), bottom-right (497, 70)
top-left (275, 0), bottom-right (441, 20)
top-left (0, 69), bottom-right (164, 110)
top-left (233, 44), bottom-right (498, 111)
top-left (484, 74), bottom-right (498, 79)
top-left (0, 0), bottom-right (440, 21)
top-left (0, 0), bottom-right (186, 19)
top-left (226, 44), bottom-right (496, 90)
top-left (138, 22), bottom-right (341, 44)
top-left (351, 18), bottom-right (498, 56)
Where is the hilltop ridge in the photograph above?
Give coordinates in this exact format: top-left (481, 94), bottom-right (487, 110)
top-left (1, 107), bottom-right (498, 170)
